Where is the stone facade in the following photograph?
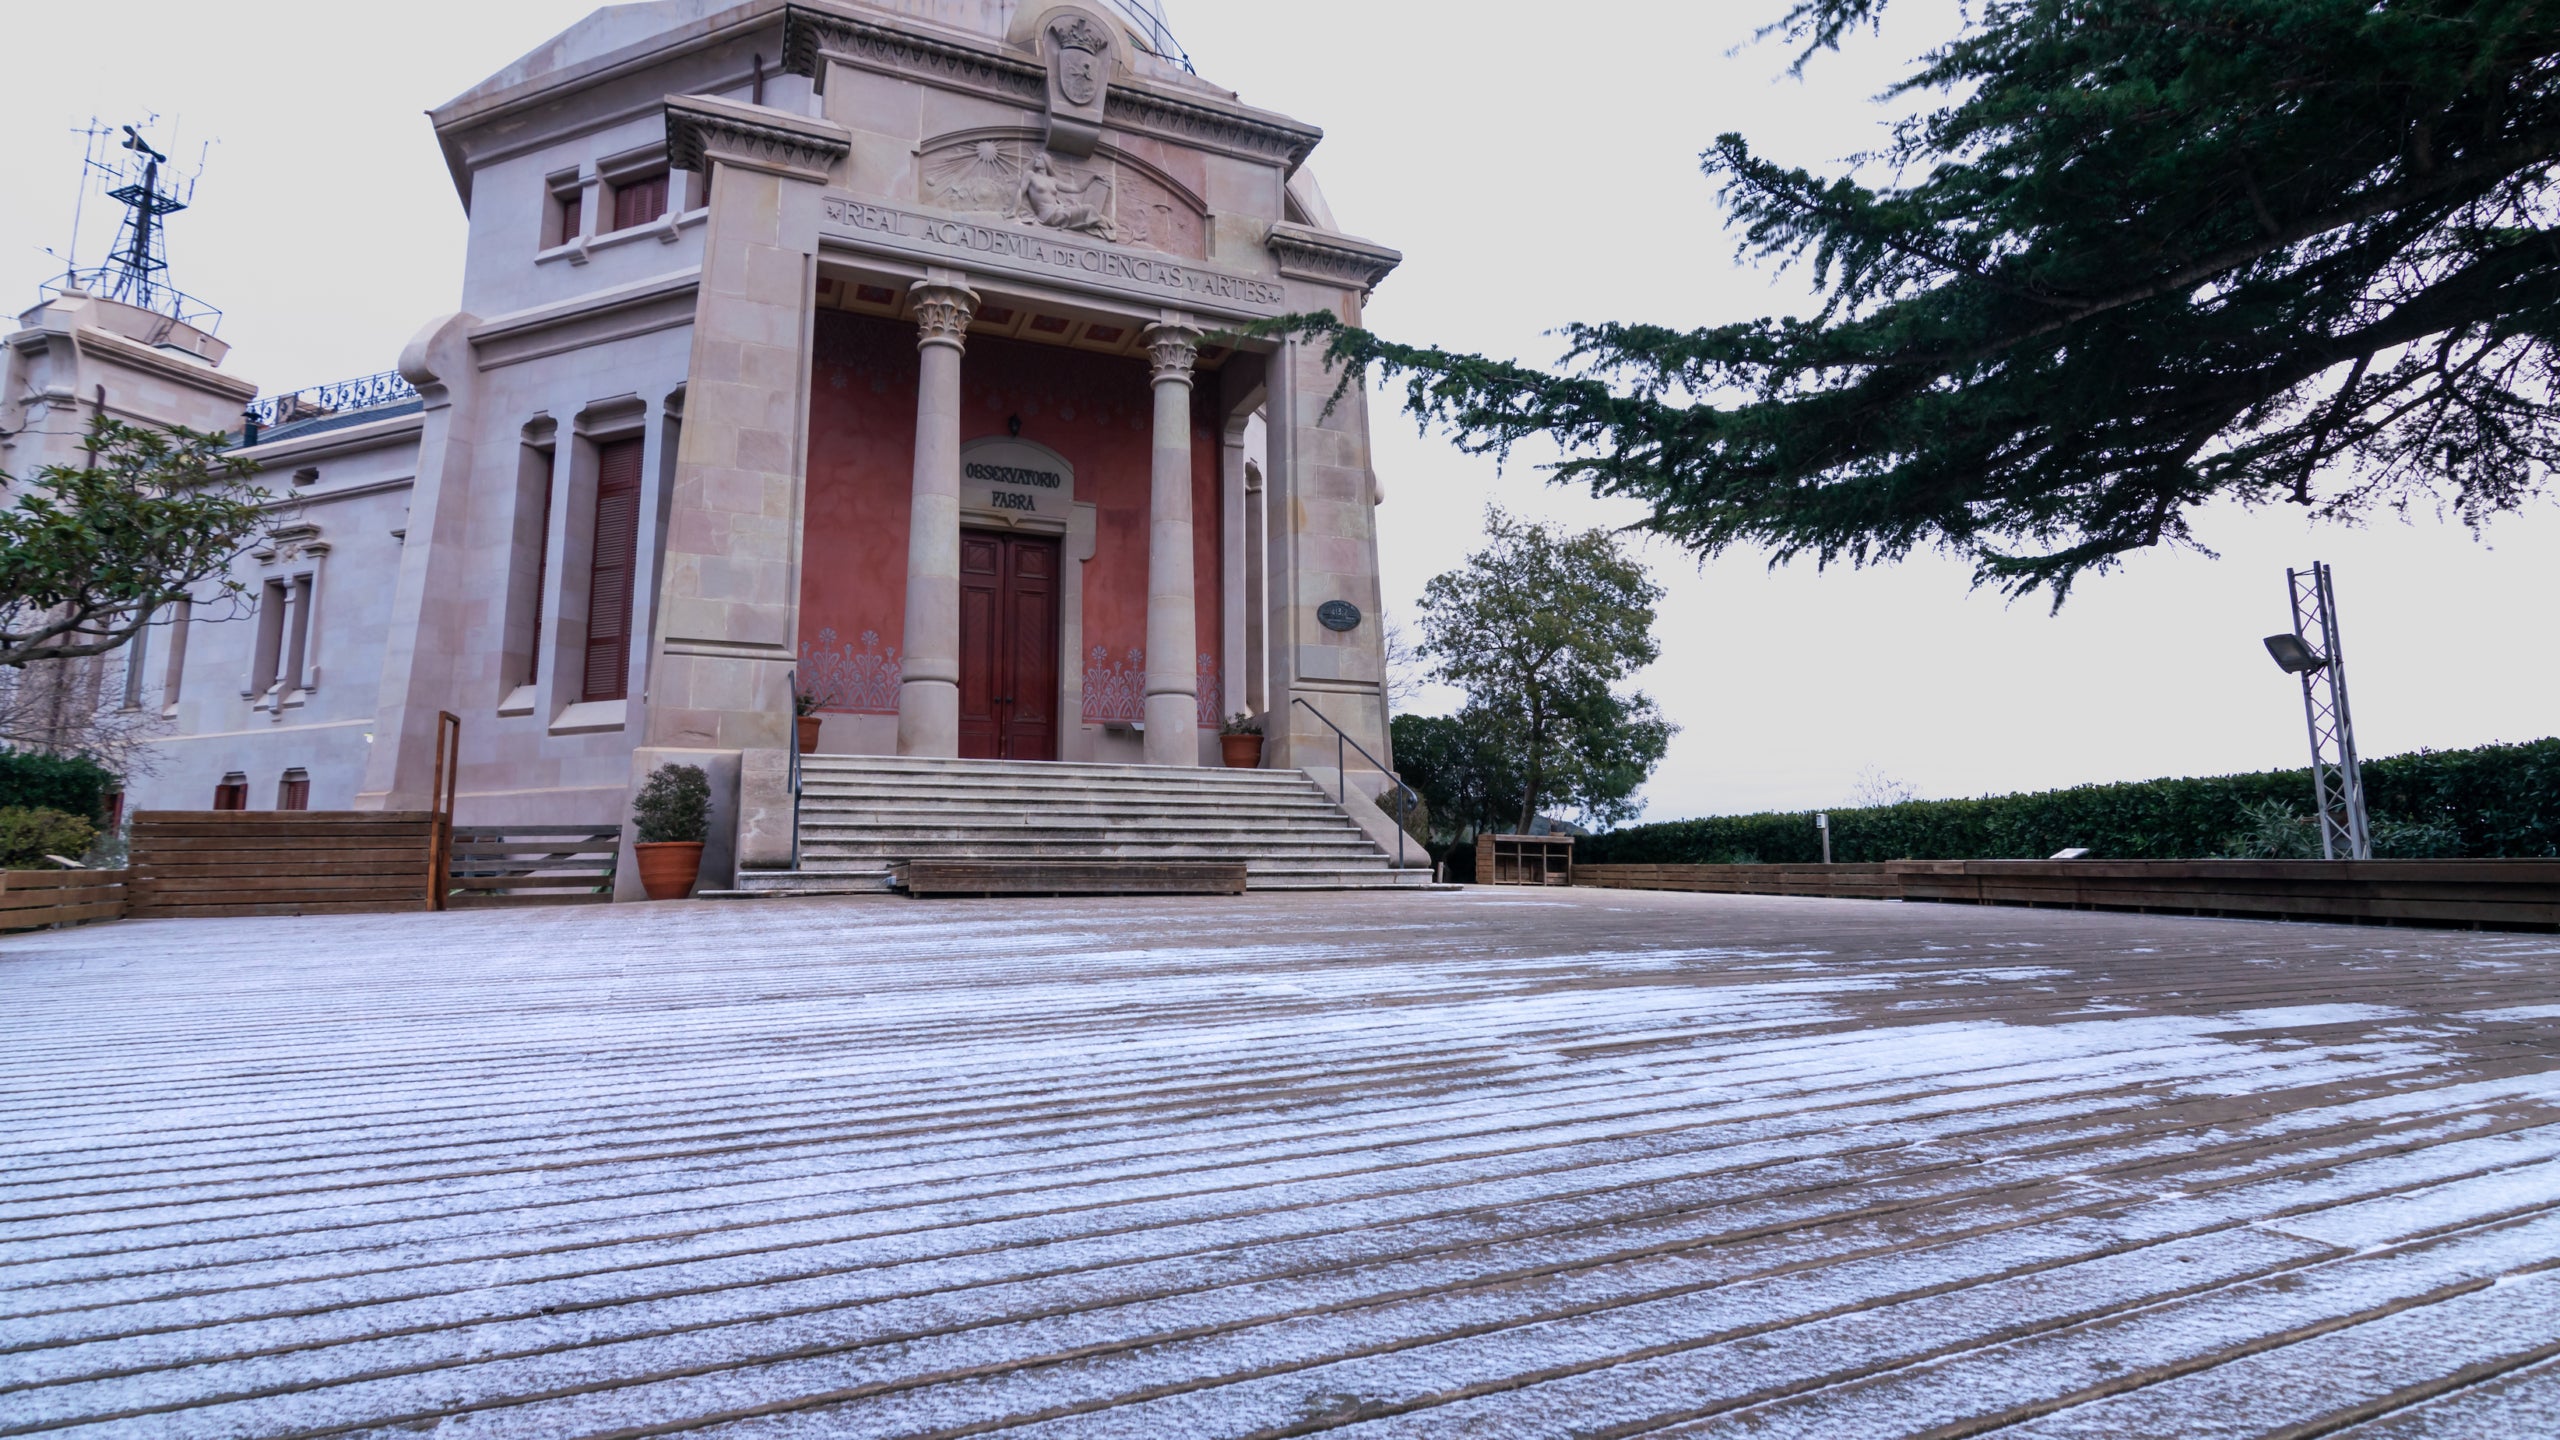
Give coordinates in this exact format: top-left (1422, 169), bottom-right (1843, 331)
top-left (83, 0), bottom-right (1401, 892)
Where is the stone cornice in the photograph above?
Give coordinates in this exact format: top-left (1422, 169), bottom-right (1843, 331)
top-left (235, 411), bottom-right (426, 470)
top-left (664, 92), bottom-right (851, 182)
top-left (783, 7), bottom-right (1046, 104)
top-left (1103, 85), bottom-right (1320, 174)
top-left (780, 3), bottom-right (1320, 172)
top-left (1266, 223), bottom-right (1403, 294)
top-left (70, 326), bottom-right (260, 403)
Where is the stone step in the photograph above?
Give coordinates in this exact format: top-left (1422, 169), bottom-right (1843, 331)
top-left (767, 753), bottom-right (1417, 894)
top-left (803, 835), bottom-right (1392, 855)
top-left (793, 778), bottom-right (1331, 799)
top-left (800, 754), bottom-right (1312, 782)
top-left (797, 771), bottom-right (1323, 791)
top-left (797, 817), bottom-right (1369, 840)
top-left (793, 789), bottom-right (1351, 814)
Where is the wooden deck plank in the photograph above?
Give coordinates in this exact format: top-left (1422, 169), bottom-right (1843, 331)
top-left (5, 890), bottom-right (2559, 1433)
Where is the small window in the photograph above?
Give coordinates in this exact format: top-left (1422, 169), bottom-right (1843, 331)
top-left (213, 773), bottom-right (248, 811)
top-left (544, 170), bottom-right (584, 250)
top-left (611, 170), bottom-right (668, 232)
top-left (278, 769), bottom-right (310, 811)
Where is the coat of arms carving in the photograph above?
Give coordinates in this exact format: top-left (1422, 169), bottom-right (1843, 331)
top-left (1039, 6), bottom-right (1115, 156)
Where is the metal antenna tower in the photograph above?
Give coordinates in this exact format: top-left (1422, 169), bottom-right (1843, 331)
top-left (102, 124), bottom-right (186, 314)
top-left (40, 117), bottom-right (219, 331)
top-left (2261, 563), bottom-right (2372, 860)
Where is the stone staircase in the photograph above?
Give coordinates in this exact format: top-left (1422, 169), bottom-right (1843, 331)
top-left (725, 754), bottom-right (1433, 896)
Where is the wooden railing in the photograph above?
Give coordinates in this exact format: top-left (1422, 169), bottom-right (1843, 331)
top-left (0, 869), bottom-right (130, 932)
top-left (447, 827), bottom-right (620, 907)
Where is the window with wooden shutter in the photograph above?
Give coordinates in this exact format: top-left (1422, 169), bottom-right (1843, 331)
top-left (612, 172), bottom-right (668, 231)
top-left (582, 437), bottom-right (644, 703)
top-left (213, 773), bottom-right (248, 811)
top-left (278, 769), bottom-right (310, 811)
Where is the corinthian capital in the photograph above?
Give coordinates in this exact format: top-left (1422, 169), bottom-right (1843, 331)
top-left (910, 282), bottom-right (980, 350)
top-left (1142, 322), bottom-right (1202, 383)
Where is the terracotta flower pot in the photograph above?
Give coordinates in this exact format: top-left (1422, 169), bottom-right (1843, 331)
top-left (796, 714), bottom-right (823, 754)
top-left (634, 840), bottom-right (704, 900)
top-left (1219, 733), bottom-right (1264, 769)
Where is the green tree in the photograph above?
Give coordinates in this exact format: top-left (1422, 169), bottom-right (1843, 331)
top-left (0, 417), bottom-right (269, 668)
top-left (1414, 508), bottom-right (1673, 832)
top-left (1284, 0), bottom-right (2560, 602)
top-left (1390, 709), bottom-right (1525, 844)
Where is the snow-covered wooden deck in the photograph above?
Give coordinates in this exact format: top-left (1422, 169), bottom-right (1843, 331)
top-left (6, 889), bottom-right (2560, 1436)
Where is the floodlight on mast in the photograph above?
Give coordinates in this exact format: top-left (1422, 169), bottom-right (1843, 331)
top-left (2261, 563), bottom-right (2371, 860)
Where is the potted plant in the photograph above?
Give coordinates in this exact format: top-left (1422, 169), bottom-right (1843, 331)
top-left (792, 678), bottom-right (836, 754)
top-left (631, 762), bottom-right (711, 900)
top-left (1219, 712), bottom-right (1264, 769)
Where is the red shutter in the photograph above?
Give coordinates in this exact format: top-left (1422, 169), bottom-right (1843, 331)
top-left (613, 173), bottom-right (668, 231)
top-left (555, 191), bottom-right (581, 245)
top-left (583, 438), bottom-right (644, 703)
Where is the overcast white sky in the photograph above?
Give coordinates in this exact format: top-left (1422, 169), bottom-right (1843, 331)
top-left (5, 1), bottom-right (2552, 821)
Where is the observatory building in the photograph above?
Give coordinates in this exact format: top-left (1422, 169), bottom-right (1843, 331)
top-left (17, 0), bottom-right (1419, 894)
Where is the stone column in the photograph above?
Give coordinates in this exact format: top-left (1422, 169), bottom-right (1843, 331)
top-left (1141, 320), bottom-right (1202, 766)
top-left (896, 278), bottom-right (977, 758)
top-left (1242, 455), bottom-right (1267, 715)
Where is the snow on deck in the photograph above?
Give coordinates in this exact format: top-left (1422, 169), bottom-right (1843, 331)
top-left (5, 889), bottom-right (2560, 1436)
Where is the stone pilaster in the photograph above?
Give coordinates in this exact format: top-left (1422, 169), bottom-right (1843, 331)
top-left (896, 279), bottom-right (977, 758)
top-left (1141, 320), bottom-right (1202, 766)
top-left (643, 95), bottom-right (849, 755)
top-left (355, 312), bottom-right (481, 809)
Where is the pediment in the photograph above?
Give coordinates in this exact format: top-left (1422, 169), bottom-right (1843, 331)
top-left (915, 127), bottom-right (1207, 260)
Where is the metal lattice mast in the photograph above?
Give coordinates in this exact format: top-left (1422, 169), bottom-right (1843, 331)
top-left (2284, 563), bottom-right (2372, 861)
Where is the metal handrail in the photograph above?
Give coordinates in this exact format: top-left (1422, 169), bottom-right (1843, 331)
top-left (785, 668), bottom-right (804, 870)
top-left (245, 369), bottom-right (421, 428)
top-left (1290, 696), bottom-right (1418, 869)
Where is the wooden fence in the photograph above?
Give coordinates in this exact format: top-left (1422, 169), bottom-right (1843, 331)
top-left (1568, 858), bottom-right (2560, 931)
top-left (1577, 863), bottom-right (1901, 901)
top-left (0, 869), bottom-right (129, 932)
top-left (129, 812), bottom-right (443, 919)
top-left (448, 827), bottom-right (620, 907)
top-left (1891, 858), bottom-right (2560, 930)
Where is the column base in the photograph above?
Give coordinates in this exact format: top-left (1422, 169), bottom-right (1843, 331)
top-left (1143, 692), bottom-right (1197, 766)
top-left (897, 680), bottom-right (959, 758)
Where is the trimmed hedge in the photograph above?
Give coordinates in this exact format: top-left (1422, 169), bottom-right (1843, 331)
top-left (1581, 738), bottom-right (2560, 864)
top-left (0, 751), bottom-right (117, 825)
top-left (0, 807), bottom-right (99, 868)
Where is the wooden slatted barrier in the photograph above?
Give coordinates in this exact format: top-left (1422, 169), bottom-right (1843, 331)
top-left (1890, 858), bottom-right (2560, 930)
top-left (0, 869), bottom-right (129, 932)
top-left (447, 827), bottom-right (620, 907)
top-left (129, 812), bottom-right (441, 919)
top-left (1576, 862), bottom-right (1901, 901)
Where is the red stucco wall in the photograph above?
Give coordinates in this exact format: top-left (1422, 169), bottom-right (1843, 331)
top-left (800, 311), bottom-right (1225, 723)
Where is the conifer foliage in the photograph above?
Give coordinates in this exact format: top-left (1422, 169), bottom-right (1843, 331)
top-left (1291, 0), bottom-right (2560, 601)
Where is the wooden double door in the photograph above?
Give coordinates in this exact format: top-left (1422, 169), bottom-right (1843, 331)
top-left (957, 530), bottom-right (1061, 760)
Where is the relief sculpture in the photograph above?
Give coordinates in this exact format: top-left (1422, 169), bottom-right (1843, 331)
top-left (919, 138), bottom-right (1204, 259)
